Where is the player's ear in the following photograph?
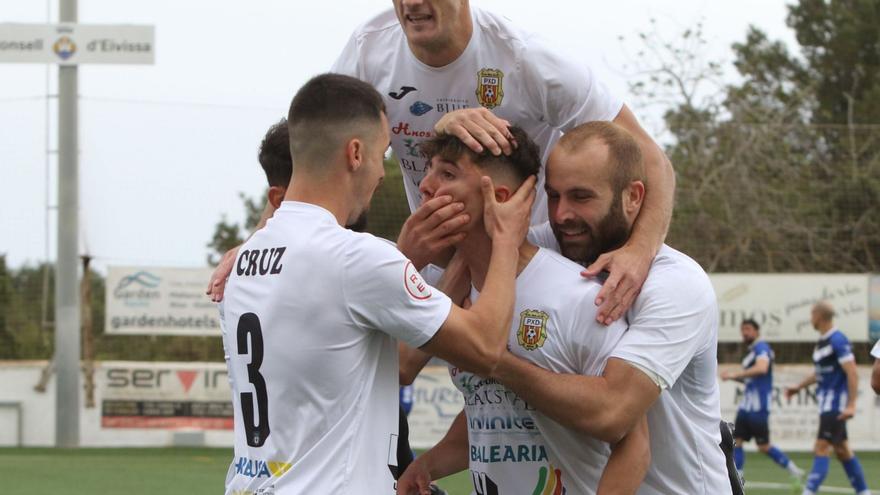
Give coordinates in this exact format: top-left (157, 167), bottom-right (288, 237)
top-left (345, 137), bottom-right (364, 172)
top-left (494, 184), bottom-right (512, 202)
top-left (623, 180), bottom-right (645, 218)
top-left (268, 186), bottom-right (286, 209)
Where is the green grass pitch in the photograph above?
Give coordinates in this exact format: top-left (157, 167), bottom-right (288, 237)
top-left (0, 448), bottom-right (877, 494)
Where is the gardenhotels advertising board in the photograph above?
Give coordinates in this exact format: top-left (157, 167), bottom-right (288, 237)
top-left (105, 266), bottom-right (217, 336)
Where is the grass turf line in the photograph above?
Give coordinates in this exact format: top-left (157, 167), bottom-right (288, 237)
top-left (1, 448), bottom-right (877, 494)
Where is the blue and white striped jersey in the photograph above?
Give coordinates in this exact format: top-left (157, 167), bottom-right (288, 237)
top-left (812, 329), bottom-right (854, 416)
top-left (739, 340), bottom-right (774, 414)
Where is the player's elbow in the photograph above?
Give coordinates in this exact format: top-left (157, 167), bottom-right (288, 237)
top-left (468, 344), bottom-right (505, 378)
top-left (399, 366), bottom-right (418, 386)
top-left (579, 407), bottom-right (635, 444)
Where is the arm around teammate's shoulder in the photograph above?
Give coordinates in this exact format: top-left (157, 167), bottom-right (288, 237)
top-left (492, 353), bottom-right (660, 443)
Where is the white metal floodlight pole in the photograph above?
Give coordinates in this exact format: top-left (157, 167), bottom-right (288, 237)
top-left (1, 0), bottom-right (154, 449)
top-left (55, 0), bottom-right (81, 448)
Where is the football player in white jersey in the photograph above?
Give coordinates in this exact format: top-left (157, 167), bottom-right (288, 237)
top-left (397, 126), bottom-right (650, 495)
top-left (220, 73), bottom-right (536, 495)
top-left (212, 0), bottom-right (675, 325)
top-left (494, 122), bottom-right (732, 494)
top-left (331, 1), bottom-right (675, 327)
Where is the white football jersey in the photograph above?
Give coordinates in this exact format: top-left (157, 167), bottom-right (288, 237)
top-left (449, 248), bottom-right (626, 494)
top-left (528, 224), bottom-right (731, 494)
top-left (610, 245), bottom-right (730, 495)
top-left (332, 7), bottom-right (622, 225)
top-left (220, 201), bottom-right (451, 494)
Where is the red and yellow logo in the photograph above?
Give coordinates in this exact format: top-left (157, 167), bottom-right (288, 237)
top-left (517, 309), bottom-right (548, 351)
top-left (475, 68), bottom-right (504, 109)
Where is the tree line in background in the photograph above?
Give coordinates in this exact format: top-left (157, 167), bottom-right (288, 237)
top-left (2, 0), bottom-right (877, 361)
top-left (642, 0), bottom-right (879, 273)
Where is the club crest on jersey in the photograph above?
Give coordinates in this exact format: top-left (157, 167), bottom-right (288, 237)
top-left (517, 309), bottom-right (548, 350)
top-left (475, 68), bottom-right (504, 109)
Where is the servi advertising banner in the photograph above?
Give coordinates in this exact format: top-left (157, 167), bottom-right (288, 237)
top-left (105, 266), bottom-right (218, 336)
top-left (99, 361), bottom-right (232, 430)
top-left (712, 274), bottom-right (870, 342)
top-left (0, 23), bottom-right (154, 65)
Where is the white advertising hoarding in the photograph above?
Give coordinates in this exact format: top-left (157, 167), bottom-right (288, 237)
top-left (719, 364), bottom-right (880, 451)
top-left (712, 274), bottom-right (870, 342)
top-left (408, 365), bottom-right (880, 452)
top-left (105, 266), bottom-right (218, 336)
top-left (408, 365), bottom-right (465, 449)
top-left (99, 361), bottom-right (232, 430)
top-left (0, 23), bottom-right (154, 65)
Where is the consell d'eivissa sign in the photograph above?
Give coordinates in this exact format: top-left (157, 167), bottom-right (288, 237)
top-left (105, 266), bottom-right (217, 336)
top-left (0, 23), bottom-right (154, 65)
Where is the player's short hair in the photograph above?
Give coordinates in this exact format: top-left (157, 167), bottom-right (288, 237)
top-left (741, 318), bottom-right (760, 332)
top-left (556, 121), bottom-right (645, 195)
top-left (813, 301), bottom-right (836, 321)
top-left (419, 125), bottom-right (540, 184)
top-left (287, 73), bottom-right (386, 171)
top-left (258, 118), bottom-right (291, 187)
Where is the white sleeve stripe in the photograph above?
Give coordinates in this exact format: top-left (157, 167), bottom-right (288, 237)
top-left (623, 360), bottom-right (668, 390)
top-left (609, 351), bottom-right (673, 390)
top-left (838, 354), bottom-right (855, 364)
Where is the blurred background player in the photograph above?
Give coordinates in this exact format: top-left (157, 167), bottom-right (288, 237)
top-left (784, 301), bottom-right (870, 495)
top-left (721, 319), bottom-right (803, 484)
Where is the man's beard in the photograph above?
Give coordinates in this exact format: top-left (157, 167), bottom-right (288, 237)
top-left (552, 195), bottom-right (630, 266)
top-left (346, 211), bottom-right (368, 233)
top-left (742, 335), bottom-right (756, 346)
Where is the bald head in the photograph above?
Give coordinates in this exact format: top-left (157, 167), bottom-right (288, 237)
top-left (813, 301), bottom-right (835, 321)
top-left (811, 300), bottom-right (836, 332)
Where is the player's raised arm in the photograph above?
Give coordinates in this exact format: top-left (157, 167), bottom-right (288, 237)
top-left (582, 105), bottom-right (673, 325)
